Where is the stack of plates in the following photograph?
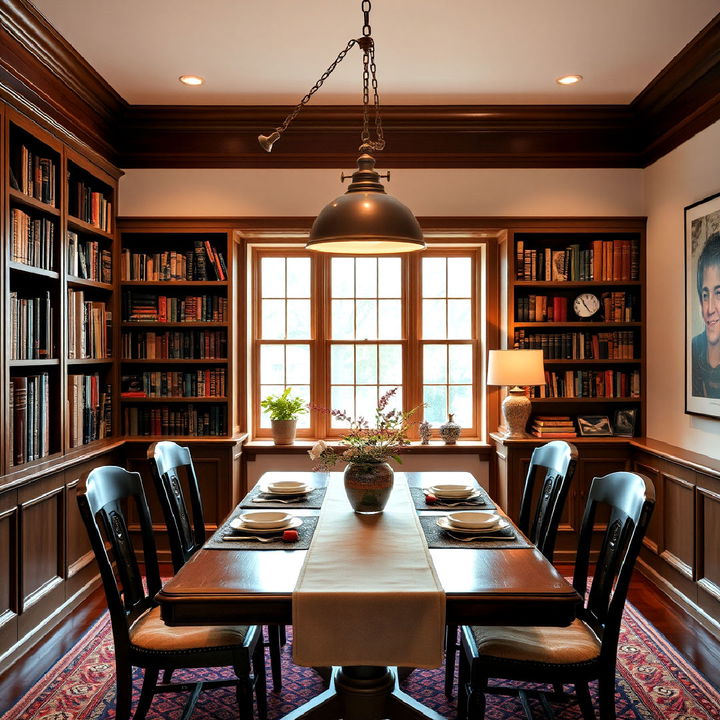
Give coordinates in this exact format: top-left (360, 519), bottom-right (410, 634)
top-left (435, 511), bottom-right (508, 535)
top-left (261, 479), bottom-right (312, 496)
top-left (428, 483), bottom-right (480, 500)
top-left (230, 511), bottom-right (302, 534)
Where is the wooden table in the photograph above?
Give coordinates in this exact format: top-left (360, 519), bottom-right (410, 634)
top-left (157, 472), bottom-right (579, 720)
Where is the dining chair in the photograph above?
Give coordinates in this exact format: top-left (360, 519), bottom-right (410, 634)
top-left (444, 440), bottom-right (578, 697)
top-left (457, 470), bottom-right (656, 720)
top-left (77, 465), bottom-right (267, 720)
top-left (147, 440), bottom-right (285, 692)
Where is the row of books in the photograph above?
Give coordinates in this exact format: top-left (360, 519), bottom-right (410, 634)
top-left (123, 292), bottom-right (228, 323)
top-left (531, 415), bottom-right (577, 439)
top-left (121, 240), bottom-right (228, 281)
top-left (68, 375), bottom-right (112, 447)
top-left (121, 329), bottom-right (228, 359)
top-left (67, 231), bottom-right (112, 283)
top-left (9, 291), bottom-right (53, 360)
top-left (516, 291), bottom-right (638, 323)
top-left (9, 373), bottom-right (51, 466)
top-left (515, 239), bottom-right (639, 282)
top-left (72, 180), bottom-right (112, 232)
top-left (529, 369), bottom-right (641, 399)
top-left (10, 144), bottom-right (56, 206)
top-left (513, 329), bottom-right (638, 360)
top-left (10, 208), bottom-right (55, 270)
top-left (67, 290), bottom-right (111, 359)
top-left (123, 405), bottom-right (227, 437)
top-left (121, 369), bottom-right (227, 398)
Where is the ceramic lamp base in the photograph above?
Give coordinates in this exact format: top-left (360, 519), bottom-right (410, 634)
top-left (500, 387), bottom-right (532, 439)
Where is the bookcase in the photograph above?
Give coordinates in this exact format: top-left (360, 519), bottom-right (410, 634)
top-left (2, 107), bottom-right (120, 474)
top-left (117, 223), bottom-right (235, 440)
top-left (502, 221), bottom-right (646, 438)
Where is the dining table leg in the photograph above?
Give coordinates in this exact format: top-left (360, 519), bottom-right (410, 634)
top-left (279, 666), bottom-right (446, 720)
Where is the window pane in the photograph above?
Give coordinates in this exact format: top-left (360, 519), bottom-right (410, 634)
top-left (423, 345), bottom-right (447, 384)
top-left (356, 299), bottom-right (378, 340)
top-left (356, 345), bottom-right (378, 385)
top-left (447, 299), bottom-right (471, 339)
top-left (286, 345), bottom-right (310, 384)
top-left (423, 257), bottom-right (446, 298)
top-left (332, 258), bottom-right (354, 298)
top-left (378, 300), bottom-right (401, 339)
top-left (259, 384), bottom-right (285, 427)
top-left (378, 345), bottom-right (402, 384)
top-left (422, 299), bottom-right (446, 339)
top-left (286, 258), bottom-right (310, 298)
top-left (331, 344), bottom-right (354, 384)
top-left (262, 258), bottom-right (285, 298)
top-left (294, 384), bottom-right (311, 428)
top-left (423, 385), bottom-right (447, 426)
top-left (379, 386), bottom-right (403, 413)
top-left (287, 299), bottom-right (311, 339)
top-left (378, 258), bottom-right (401, 298)
top-left (260, 345), bottom-right (285, 384)
top-left (261, 299), bottom-right (285, 339)
top-left (449, 344), bottom-right (472, 383)
top-left (448, 257), bottom-right (472, 298)
top-left (355, 258), bottom-right (377, 298)
top-left (449, 385), bottom-right (472, 428)
top-left (332, 299), bottom-right (355, 339)
top-left (331, 386), bottom-right (354, 428)
top-left (356, 385), bottom-right (377, 423)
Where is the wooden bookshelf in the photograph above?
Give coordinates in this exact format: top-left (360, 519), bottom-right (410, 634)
top-left (501, 222), bottom-right (646, 438)
top-left (117, 224), bottom-right (235, 438)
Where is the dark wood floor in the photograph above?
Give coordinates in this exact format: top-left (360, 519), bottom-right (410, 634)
top-left (1, 567), bottom-right (718, 711)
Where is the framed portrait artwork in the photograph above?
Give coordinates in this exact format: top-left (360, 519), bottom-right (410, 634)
top-left (685, 191), bottom-right (720, 418)
top-left (576, 415), bottom-right (613, 437)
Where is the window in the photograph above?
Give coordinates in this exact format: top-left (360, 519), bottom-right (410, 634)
top-left (252, 245), bottom-right (485, 439)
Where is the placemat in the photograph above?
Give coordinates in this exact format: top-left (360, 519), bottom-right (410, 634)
top-left (410, 486), bottom-right (495, 510)
top-left (205, 514), bottom-right (319, 550)
top-left (239, 485), bottom-right (327, 509)
top-left (419, 515), bottom-right (532, 549)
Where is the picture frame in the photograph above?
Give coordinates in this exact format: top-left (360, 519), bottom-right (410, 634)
top-left (685, 191), bottom-right (720, 419)
top-left (612, 408), bottom-right (637, 437)
top-left (576, 415), bottom-right (613, 437)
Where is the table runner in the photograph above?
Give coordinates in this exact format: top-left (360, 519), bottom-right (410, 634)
top-left (293, 475), bottom-right (446, 668)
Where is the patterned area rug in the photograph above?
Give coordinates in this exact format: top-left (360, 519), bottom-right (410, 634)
top-left (2, 602), bottom-right (718, 719)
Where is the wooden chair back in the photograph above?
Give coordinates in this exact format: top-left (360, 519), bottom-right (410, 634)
top-left (573, 471), bottom-right (655, 663)
top-left (517, 440), bottom-right (578, 561)
top-left (147, 441), bottom-right (205, 572)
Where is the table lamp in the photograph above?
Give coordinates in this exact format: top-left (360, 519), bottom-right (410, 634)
top-left (487, 349), bottom-right (546, 438)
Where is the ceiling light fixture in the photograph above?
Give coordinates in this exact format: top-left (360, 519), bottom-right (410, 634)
top-left (179, 75), bottom-right (205, 86)
top-left (258, 0), bottom-right (424, 254)
top-left (556, 74), bottom-right (583, 86)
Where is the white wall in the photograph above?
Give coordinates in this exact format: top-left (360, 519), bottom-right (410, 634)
top-left (644, 120), bottom-right (720, 458)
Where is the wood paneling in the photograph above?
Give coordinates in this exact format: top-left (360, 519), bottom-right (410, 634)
top-left (659, 471), bottom-right (695, 579)
top-left (633, 458), bottom-right (661, 554)
top-left (0, 490), bottom-right (18, 656)
top-left (697, 482), bottom-right (720, 616)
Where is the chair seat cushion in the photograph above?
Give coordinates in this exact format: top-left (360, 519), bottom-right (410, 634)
top-left (469, 618), bottom-right (601, 665)
top-left (130, 606), bottom-right (249, 651)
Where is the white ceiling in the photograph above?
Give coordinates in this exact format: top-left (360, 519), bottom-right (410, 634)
top-left (31, 0), bottom-right (720, 106)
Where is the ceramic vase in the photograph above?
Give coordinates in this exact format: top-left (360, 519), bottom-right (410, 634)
top-left (343, 462), bottom-right (394, 514)
top-left (439, 413), bottom-right (461, 444)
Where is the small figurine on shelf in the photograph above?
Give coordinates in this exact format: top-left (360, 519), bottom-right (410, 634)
top-left (419, 419), bottom-right (432, 445)
top-left (439, 413), bottom-right (461, 444)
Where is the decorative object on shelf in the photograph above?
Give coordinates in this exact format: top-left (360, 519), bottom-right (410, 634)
top-left (439, 414), bottom-right (461, 444)
top-left (612, 408), bottom-right (638, 437)
top-left (260, 387), bottom-right (308, 445)
top-left (487, 349), bottom-right (546, 438)
top-left (573, 292), bottom-right (600, 319)
top-left (258, 0), bottom-right (424, 256)
top-left (418, 419), bottom-right (432, 445)
top-left (307, 388), bottom-right (420, 514)
top-left (577, 415), bottom-right (613, 437)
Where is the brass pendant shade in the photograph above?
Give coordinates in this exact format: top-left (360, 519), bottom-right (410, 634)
top-left (306, 153), bottom-right (425, 254)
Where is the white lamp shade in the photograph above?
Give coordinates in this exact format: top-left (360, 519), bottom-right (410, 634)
top-left (487, 349), bottom-right (546, 387)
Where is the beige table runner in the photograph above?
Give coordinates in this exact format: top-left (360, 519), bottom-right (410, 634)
top-left (292, 473), bottom-right (445, 668)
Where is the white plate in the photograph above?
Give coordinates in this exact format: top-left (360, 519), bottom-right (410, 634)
top-left (446, 511), bottom-right (500, 530)
top-left (436, 516), bottom-right (509, 535)
top-left (229, 516), bottom-right (303, 534)
top-left (238, 510), bottom-right (292, 529)
top-left (427, 488), bottom-right (481, 501)
top-left (261, 484), bottom-right (312, 496)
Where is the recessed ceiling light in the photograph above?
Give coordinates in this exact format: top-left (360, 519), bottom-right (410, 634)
top-left (179, 75), bottom-right (205, 87)
top-left (556, 74), bottom-right (583, 86)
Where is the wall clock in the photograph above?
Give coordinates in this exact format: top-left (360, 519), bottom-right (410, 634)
top-left (573, 292), bottom-right (600, 318)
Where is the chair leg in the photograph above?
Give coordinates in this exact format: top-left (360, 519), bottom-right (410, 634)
top-left (115, 663), bottom-right (134, 720)
top-left (444, 623), bottom-right (458, 697)
top-left (236, 677), bottom-right (255, 720)
top-left (267, 624), bottom-right (283, 692)
top-left (161, 668), bottom-right (173, 684)
top-left (597, 671), bottom-right (617, 720)
top-left (279, 624), bottom-right (287, 645)
top-left (575, 680), bottom-right (596, 720)
top-left (134, 667), bottom-right (159, 720)
top-left (456, 650), bottom-right (469, 720)
top-left (253, 636), bottom-right (268, 720)
top-left (467, 683), bottom-right (487, 720)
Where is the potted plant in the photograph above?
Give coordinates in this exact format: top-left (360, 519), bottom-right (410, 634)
top-left (261, 387), bottom-right (308, 445)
